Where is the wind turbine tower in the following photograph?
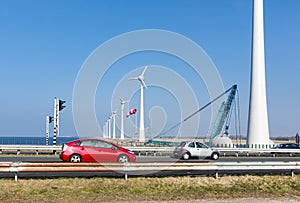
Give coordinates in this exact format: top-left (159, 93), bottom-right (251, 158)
top-left (108, 116), bottom-right (112, 139)
top-left (112, 111), bottom-right (117, 139)
top-left (120, 98), bottom-right (128, 140)
top-left (102, 122), bottom-right (106, 138)
top-left (247, 0), bottom-right (270, 147)
top-left (129, 66), bottom-right (148, 142)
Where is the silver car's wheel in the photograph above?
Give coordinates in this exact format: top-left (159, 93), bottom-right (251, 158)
top-left (182, 152), bottom-right (190, 160)
top-left (70, 154), bottom-right (82, 162)
top-left (118, 154), bottom-right (129, 162)
top-left (211, 152), bottom-right (219, 160)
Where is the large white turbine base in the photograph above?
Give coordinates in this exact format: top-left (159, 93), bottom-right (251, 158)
top-left (139, 84), bottom-right (145, 142)
top-left (120, 105), bottom-right (125, 140)
top-left (247, 0), bottom-right (270, 147)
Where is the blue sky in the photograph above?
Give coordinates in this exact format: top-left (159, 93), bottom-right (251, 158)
top-left (0, 0), bottom-right (299, 138)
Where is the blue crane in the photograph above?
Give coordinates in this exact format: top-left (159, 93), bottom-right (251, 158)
top-left (149, 84), bottom-right (238, 146)
top-left (208, 84), bottom-right (237, 146)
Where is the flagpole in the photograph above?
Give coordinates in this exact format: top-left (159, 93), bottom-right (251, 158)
top-left (126, 108), bottom-right (138, 139)
top-left (135, 114), bottom-right (138, 136)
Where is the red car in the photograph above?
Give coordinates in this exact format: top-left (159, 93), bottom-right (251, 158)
top-left (59, 138), bottom-right (136, 163)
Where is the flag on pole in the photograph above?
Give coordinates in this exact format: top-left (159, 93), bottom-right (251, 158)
top-left (126, 108), bottom-right (137, 117)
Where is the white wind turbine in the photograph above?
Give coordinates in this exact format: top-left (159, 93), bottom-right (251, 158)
top-left (120, 98), bottom-right (128, 140)
top-left (128, 66), bottom-right (148, 142)
top-left (107, 116), bottom-right (112, 139)
top-left (112, 111), bottom-right (117, 139)
top-left (102, 121), bottom-right (106, 138)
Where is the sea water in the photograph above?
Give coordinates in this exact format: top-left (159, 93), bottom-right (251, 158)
top-left (0, 136), bottom-right (80, 145)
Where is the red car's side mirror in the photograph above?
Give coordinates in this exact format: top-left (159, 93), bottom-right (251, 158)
top-left (111, 146), bottom-right (118, 150)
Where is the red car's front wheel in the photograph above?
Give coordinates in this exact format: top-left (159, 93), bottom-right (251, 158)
top-left (118, 154), bottom-right (129, 162)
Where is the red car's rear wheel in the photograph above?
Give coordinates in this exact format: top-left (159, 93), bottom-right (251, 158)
top-left (70, 154), bottom-right (82, 162)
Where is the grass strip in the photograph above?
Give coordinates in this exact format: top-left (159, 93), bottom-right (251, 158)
top-left (0, 175), bottom-right (300, 202)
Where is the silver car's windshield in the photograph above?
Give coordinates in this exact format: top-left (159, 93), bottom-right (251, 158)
top-left (196, 142), bottom-right (209, 148)
top-left (179, 142), bottom-right (186, 147)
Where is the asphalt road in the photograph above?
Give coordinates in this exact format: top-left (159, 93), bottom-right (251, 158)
top-left (0, 155), bottom-right (300, 163)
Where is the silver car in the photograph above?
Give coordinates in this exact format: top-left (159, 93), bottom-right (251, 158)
top-left (173, 141), bottom-right (220, 160)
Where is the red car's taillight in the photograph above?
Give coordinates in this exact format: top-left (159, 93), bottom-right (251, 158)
top-left (61, 144), bottom-right (68, 151)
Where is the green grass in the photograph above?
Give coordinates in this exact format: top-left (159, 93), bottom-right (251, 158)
top-left (0, 175), bottom-right (300, 202)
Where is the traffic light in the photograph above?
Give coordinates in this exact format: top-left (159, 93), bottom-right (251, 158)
top-left (59, 100), bottom-right (66, 111)
top-left (296, 133), bottom-right (299, 144)
top-left (49, 116), bottom-right (53, 123)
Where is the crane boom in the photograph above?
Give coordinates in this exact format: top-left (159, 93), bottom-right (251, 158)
top-left (208, 84), bottom-right (237, 145)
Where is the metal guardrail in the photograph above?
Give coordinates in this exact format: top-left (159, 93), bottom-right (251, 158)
top-left (126, 146), bottom-right (300, 157)
top-left (126, 146), bottom-right (174, 156)
top-left (0, 145), bottom-right (61, 155)
top-left (217, 148), bottom-right (300, 157)
top-left (0, 161), bottom-right (299, 181)
top-left (0, 145), bottom-right (300, 157)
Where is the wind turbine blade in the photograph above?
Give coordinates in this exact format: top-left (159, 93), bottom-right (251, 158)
top-left (120, 98), bottom-right (129, 103)
top-left (141, 79), bottom-right (147, 88)
top-left (141, 65), bottom-right (148, 76)
top-left (128, 77), bottom-right (139, 80)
